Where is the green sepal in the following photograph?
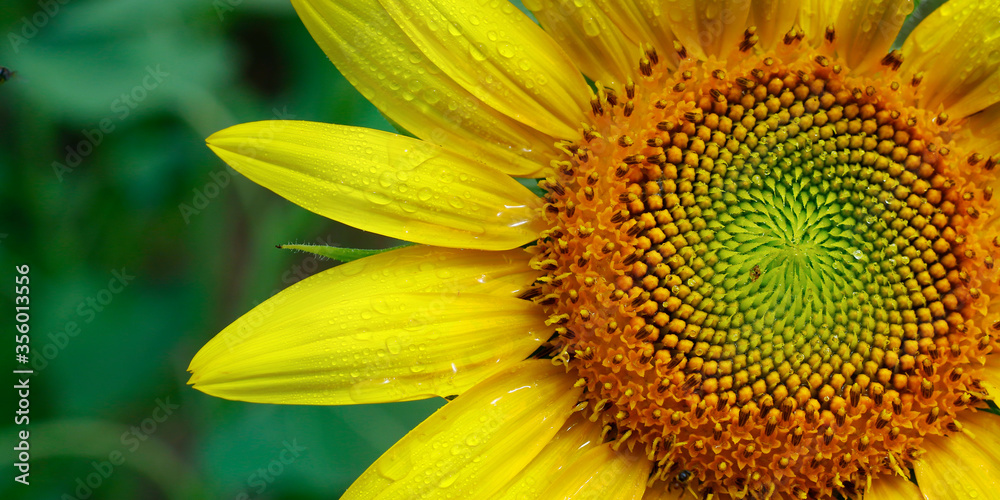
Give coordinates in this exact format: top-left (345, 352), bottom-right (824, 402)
top-left (276, 243), bottom-right (412, 263)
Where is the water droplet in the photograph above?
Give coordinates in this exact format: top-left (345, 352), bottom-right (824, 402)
top-left (379, 171), bottom-right (395, 188)
top-left (386, 337), bottom-right (402, 355)
top-left (375, 448), bottom-right (412, 481)
top-left (438, 473), bottom-right (458, 488)
top-left (496, 42), bottom-right (515, 58)
top-left (364, 191), bottom-right (393, 205)
top-left (469, 44), bottom-right (487, 61)
top-left (423, 88), bottom-right (441, 104)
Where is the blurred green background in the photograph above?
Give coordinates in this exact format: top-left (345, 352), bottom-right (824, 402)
top-left (0, 0), bottom-right (444, 498)
top-left (0, 0), bottom-right (948, 499)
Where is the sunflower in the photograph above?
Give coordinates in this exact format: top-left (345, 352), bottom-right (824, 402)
top-left (189, 0), bottom-right (1000, 498)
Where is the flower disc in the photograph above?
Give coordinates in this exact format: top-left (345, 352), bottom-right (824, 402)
top-left (528, 34), bottom-right (999, 499)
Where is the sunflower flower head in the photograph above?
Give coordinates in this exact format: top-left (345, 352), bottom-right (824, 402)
top-left (190, 1), bottom-right (1000, 499)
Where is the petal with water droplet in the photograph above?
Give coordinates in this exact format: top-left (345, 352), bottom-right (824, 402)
top-left (291, 0), bottom-right (565, 177)
top-left (797, 0), bottom-right (845, 46)
top-left (371, 0), bottom-right (589, 138)
top-left (747, 0), bottom-right (801, 50)
top-left (189, 245), bottom-right (546, 405)
top-left (900, 0), bottom-right (1000, 118)
top-left (964, 102), bottom-right (1000, 160)
top-left (867, 473), bottom-right (922, 500)
top-left (662, 0), bottom-right (751, 61)
top-left (341, 361), bottom-right (582, 499)
top-left (494, 413), bottom-right (603, 499)
top-left (913, 410), bottom-right (1000, 499)
top-left (832, 0), bottom-right (911, 74)
top-left (524, 0), bottom-right (642, 86)
top-left (537, 443), bottom-right (653, 500)
top-left (207, 121), bottom-right (545, 250)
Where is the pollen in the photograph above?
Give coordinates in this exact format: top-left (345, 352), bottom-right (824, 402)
top-left (527, 30), bottom-right (1000, 499)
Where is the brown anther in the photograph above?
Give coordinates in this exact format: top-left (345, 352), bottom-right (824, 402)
top-left (673, 40), bottom-right (687, 60)
top-left (926, 407), bottom-right (940, 424)
top-left (604, 88), bottom-right (618, 106)
top-left (640, 58), bottom-right (652, 77)
top-left (590, 97), bottom-right (603, 116)
top-left (739, 35), bottom-right (759, 52)
top-left (824, 25), bottom-right (835, 43)
top-left (881, 50), bottom-right (903, 71)
top-left (624, 154), bottom-right (645, 165)
top-left (876, 409), bottom-right (892, 429)
top-left (684, 111), bottom-right (703, 123)
top-left (645, 46), bottom-right (659, 66)
top-left (736, 77), bottom-right (756, 89)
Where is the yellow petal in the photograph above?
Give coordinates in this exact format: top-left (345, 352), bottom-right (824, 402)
top-left (869, 473), bottom-right (923, 500)
top-left (494, 413), bottom-right (603, 499)
top-left (642, 487), bottom-right (700, 500)
top-left (664, 0), bottom-right (752, 61)
top-left (341, 360), bottom-right (582, 499)
top-left (375, 0), bottom-right (589, 139)
top-left (980, 356), bottom-right (1000, 401)
top-left (600, 0), bottom-right (683, 70)
top-left (833, 0), bottom-right (912, 75)
top-left (914, 410), bottom-right (1000, 499)
top-left (900, 0), bottom-right (1000, 118)
top-left (538, 445), bottom-right (653, 500)
top-left (964, 103), bottom-right (1000, 158)
top-left (797, 0), bottom-right (844, 48)
top-left (291, 0), bottom-right (564, 177)
top-left (748, 0), bottom-right (801, 50)
top-left (207, 121), bottom-right (545, 250)
top-left (189, 245), bottom-right (546, 404)
top-left (524, 0), bottom-right (641, 87)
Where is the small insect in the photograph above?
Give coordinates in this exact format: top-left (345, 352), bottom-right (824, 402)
top-left (749, 264), bottom-right (762, 283)
top-left (666, 469), bottom-right (695, 496)
top-left (0, 67), bottom-right (14, 84)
